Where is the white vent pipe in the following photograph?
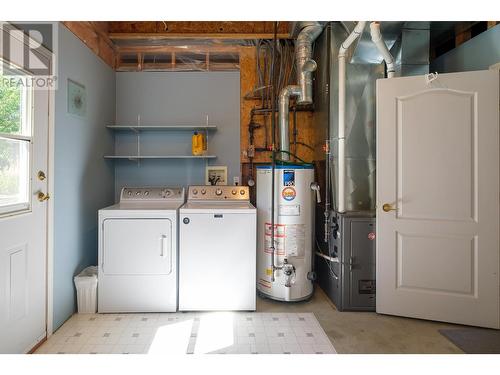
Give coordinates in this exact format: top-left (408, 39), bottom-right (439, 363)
top-left (338, 21), bottom-right (366, 213)
top-left (370, 22), bottom-right (395, 78)
top-left (279, 22), bottom-right (323, 161)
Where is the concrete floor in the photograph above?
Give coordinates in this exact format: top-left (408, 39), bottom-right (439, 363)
top-left (257, 286), bottom-right (464, 354)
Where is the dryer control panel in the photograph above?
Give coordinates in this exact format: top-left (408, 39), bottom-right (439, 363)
top-left (120, 187), bottom-right (185, 202)
top-left (187, 185), bottom-right (249, 201)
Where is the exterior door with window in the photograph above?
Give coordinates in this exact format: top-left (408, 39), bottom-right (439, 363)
top-left (0, 27), bottom-right (51, 353)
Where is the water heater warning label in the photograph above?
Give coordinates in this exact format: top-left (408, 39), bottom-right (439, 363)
top-left (264, 223), bottom-right (285, 255)
top-left (264, 223), bottom-right (305, 258)
top-left (285, 224), bottom-right (306, 257)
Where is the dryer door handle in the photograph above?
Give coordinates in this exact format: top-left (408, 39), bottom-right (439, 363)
top-left (160, 234), bottom-right (168, 257)
top-left (161, 234), bottom-right (172, 275)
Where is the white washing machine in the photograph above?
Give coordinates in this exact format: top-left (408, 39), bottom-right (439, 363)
top-left (98, 187), bottom-right (185, 313)
top-left (179, 185), bottom-right (256, 311)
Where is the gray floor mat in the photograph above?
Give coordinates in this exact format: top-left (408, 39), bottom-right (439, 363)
top-left (439, 328), bottom-right (500, 354)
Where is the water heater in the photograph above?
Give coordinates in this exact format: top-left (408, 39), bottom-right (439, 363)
top-left (256, 165), bottom-right (317, 301)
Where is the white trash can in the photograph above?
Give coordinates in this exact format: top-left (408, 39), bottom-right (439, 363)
top-left (74, 266), bottom-right (98, 314)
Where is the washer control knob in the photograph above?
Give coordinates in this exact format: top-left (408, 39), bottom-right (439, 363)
top-left (144, 191), bottom-right (149, 196)
top-left (231, 189), bottom-right (237, 195)
top-left (136, 191), bottom-right (141, 196)
top-left (240, 189), bottom-right (246, 196)
top-left (127, 191), bottom-right (132, 196)
top-left (201, 189), bottom-right (206, 195)
top-left (215, 188), bottom-right (223, 196)
top-left (192, 189), bottom-right (198, 195)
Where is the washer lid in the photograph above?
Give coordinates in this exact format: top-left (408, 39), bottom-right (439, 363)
top-left (180, 201), bottom-right (256, 214)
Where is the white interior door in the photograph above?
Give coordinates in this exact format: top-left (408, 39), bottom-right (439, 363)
top-left (0, 27), bottom-right (51, 352)
top-left (376, 70), bottom-right (500, 329)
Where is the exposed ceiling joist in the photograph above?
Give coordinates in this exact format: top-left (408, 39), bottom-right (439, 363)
top-left (117, 45), bottom-right (241, 53)
top-left (106, 21), bottom-right (289, 34)
top-left (109, 32), bottom-right (291, 40)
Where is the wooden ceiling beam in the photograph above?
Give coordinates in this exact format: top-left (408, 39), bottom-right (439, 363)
top-left (62, 21), bottom-right (116, 68)
top-left (116, 45), bottom-right (241, 54)
top-left (107, 21), bottom-right (289, 35)
top-left (109, 32), bottom-right (291, 40)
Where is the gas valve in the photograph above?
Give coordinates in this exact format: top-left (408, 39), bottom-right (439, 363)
top-left (282, 259), bottom-right (296, 288)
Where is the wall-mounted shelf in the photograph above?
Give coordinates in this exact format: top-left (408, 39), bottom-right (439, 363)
top-left (104, 155), bottom-right (217, 160)
top-left (106, 125), bottom-right (217, 131)
top-left (105, 115), bottom-right (216, 165)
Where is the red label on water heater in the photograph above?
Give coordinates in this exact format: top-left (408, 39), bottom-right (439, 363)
top-left (368, 232), bottom-right (376, 241)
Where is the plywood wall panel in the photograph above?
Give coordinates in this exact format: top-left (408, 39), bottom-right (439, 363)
top-left (239, 47), bottom-right (315, 167)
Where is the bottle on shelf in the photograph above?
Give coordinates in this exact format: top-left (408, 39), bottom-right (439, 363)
top-left (192, 131), bottom-right (204, 156)
top-left (202, 131), bottom-right (207, 153)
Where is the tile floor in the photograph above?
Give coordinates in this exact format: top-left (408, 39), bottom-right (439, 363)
top-left (35, 312), bottom-right (336, 354)
top-left (35, 286), bottom-right (466, 354)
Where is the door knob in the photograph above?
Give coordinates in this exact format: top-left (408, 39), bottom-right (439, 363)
top-left (37, 171), bottom-right (46, 181)
top-left (382, 203), bottom-right (396, 212)
top-left (37, 191), bottom-right (50, 202)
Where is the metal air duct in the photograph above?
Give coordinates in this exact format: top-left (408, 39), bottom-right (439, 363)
top-left (279, 22), bottom-right (324, 160)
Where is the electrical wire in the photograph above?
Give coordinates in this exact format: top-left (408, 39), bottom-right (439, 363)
top-left (272, 150), bottom-right (313, 166)
top-left (295, 141), bottom-right (315, 151)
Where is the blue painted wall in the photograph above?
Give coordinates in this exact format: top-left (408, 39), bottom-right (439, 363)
top-left (431, 24), bottom-right (500, 73)
top-left (53, 24), bottom-right (115, 329)
top-left (114, 72), bottom-right (240, 200)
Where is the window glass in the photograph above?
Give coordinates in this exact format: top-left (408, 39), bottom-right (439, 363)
top-left (0, 71), bottom-right (31, 136)
top-left (0, 137), bottom-right (30, 213)
top-left (0, 66), bottom-right (32, 215)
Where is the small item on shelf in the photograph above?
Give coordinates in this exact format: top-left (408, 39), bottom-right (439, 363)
top-left (192, 131), bottom-right (204, 156)
top-left (202, 131), bottom-right (207, 153)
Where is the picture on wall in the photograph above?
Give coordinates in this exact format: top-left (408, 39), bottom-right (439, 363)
top-left (67, 78), bottom-right (86, 117)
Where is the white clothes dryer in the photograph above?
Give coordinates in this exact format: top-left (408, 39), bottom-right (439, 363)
top-left (98, 187), bottom-right (185, 312)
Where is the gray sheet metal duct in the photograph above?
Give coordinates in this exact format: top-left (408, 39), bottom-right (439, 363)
top-left (313, 22), bottom-right (429, 214)
top-left (313, 22), bottom-right (383, 213)
top-left (278, 85), bottom-right (301, 160)
top-left (391, 23), bottom-right (430, 77)
top-left (334, 22), bottom-right (382, 212)
top-left (295, 23), bottom-right (324, 104)
top-left (279, 22), bottom-right (324, 160)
